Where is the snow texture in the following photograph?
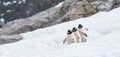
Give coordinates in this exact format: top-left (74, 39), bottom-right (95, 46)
top-left (55, 2), bottom-right (63, 8)
top-left (0, 7), bottom-right (120, 57)
top-left (0, 18), bottom-right (5, 26)
top-left (3, 0), bottom-right (26, 6)
top-left (3, 2), bottom-right (12, 6)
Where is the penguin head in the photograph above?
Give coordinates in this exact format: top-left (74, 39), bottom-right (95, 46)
top-left (72, 27), bottom-right (77, 32)
top-left (78, 24), bottom-right (83, 29)
top-left (67, 30), bottom-right (72, 34)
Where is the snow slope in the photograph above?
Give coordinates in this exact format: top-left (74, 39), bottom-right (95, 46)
top-left (0, 7), bottom-right (120, 57)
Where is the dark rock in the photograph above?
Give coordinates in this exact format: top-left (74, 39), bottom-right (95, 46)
top-left (0, 34), bottom-right (23, 45)
top-left (0, 7), bottom-right (57, 35)
top-left (0, 0), bottom-right (64, 23)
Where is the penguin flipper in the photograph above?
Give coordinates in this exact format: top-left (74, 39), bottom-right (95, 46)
top-left (63, 38), bottom-right (67, 44)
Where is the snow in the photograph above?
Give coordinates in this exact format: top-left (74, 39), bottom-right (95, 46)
top-left (0, 18), bottom-right (5, 25)
top-left (0, 14), bottom-right (4, 16)
top-left (0, 6), bottom-right (120, 57)
top-left (13, 1), bottom-right (17, 3)
top-left (6, 10), bottom-right (15, 13)
top-left (18, 0), bottom-right (26, 4)
top-left (6, 10), bottom-right (12, 12)
top-left (2, 0), bottom-right (25, 6)
top-left (3, 2), bottom-right (12, 6)
top-left (22, 0), bottom-right (26, 3)
top-left (55, 2), bottom-right (63, 8)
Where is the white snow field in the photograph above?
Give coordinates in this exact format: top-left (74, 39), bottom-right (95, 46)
top-left (0, 7), bottom-right (120, 57)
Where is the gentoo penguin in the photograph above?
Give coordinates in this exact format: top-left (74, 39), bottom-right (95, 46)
top-left (80, 24), bottom-right (88, 31)
top-left (78, 24), bottom-right (87, 37)
top-left (78, 24), bottom-right (87, 42)
top-left (63, 30), bottom-right (76, 44)
top-left (72, 27), bottom-right (81, 43)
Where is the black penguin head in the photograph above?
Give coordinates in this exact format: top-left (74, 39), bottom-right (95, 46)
top-left (72, 27), bottom-right (77, 32)
top-left (67, 30), bottom-right (72, 34)
top-left (78, 24), bottom-right (83, 29)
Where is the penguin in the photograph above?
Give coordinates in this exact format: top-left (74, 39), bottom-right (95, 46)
top-left (78, 24), bottom-right (87, 42)
top-left (78, 24), bottom-right (88, 37)
top-left (72, 27), bottom-right (81, 43)
top-left (63, 30), bottom-right (76, 44)
top-left (78, 24), bottom-right (88, 31)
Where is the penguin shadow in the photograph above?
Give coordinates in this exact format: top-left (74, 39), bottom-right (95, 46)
top-left (63, 24), bottom-right (88, 44)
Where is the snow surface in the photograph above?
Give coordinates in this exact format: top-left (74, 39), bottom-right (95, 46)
top-left (3, 2), bottom-right (12, 6)
top-left (0, 7), bottom-right (120, 57)
top-left (55, 2), bottom-right (63, 8)
top-left (0, 18), bottom-right (5, 25)
top-left (3, 0), bottom-right (26, 6)
top-left (13, 1), bottom-right (17, 3)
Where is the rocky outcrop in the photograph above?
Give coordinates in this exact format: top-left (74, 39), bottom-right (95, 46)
top-left (0, 34), bottom-right (23, 44)
top-left (0, 0), bottom-right (63, 23)
top-left (90, 0), bottom-right (120, 11)
top-left (59, 0), bottom-right (97, 21)
top-left (46, 0), bottom-right (120, 24)
top-left (43, 0), bottom-right (97, 26)
top-left (0, 7), bottom-right (57, 35)
top-left (0, 0), bottom-right (120, 35)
